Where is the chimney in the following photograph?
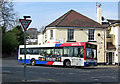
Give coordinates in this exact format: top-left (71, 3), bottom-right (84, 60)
top-left (97, 4), bottom-right (102, 24)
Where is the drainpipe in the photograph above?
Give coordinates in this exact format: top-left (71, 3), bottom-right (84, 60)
top-left (104, 29), bottom-right (105, 65)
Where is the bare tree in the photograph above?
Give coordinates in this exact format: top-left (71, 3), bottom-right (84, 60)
top-left (39, 26), bottom-right (45, 34)
top-left (0, 0), bottom-right (18, 33)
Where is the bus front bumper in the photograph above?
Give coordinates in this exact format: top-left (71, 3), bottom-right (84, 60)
top-left (84, 62), bottom-right (97, 66)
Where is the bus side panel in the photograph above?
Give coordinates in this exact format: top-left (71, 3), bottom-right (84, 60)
top-left (18, 55), bottom-right (31, 64)
top-left (52, 62), bottom-right (63, 66)
top-left (18, 59), bottom-right (31, 64)
top-left (61, 57), bottom-right (72, 66)
top-left (69, 57), bottom-right (85, 66)
top-left (28, 55), bottom-right (39, 60)
top-left (77, 58), bottom-right (85, 66)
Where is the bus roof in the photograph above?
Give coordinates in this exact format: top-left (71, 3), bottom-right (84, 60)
top-left (19, 44), bottom-right (55, 48)
top-left (19, 42), bottom-right (95, 48)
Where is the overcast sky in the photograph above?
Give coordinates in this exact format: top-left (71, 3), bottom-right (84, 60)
top-left (13, 2), bottom-right (118, 30)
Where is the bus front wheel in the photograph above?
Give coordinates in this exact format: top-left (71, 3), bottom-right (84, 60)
top-left (30, 59), bottom-right (36, 66)
top-left (64, 60), bottom-right (71, 68)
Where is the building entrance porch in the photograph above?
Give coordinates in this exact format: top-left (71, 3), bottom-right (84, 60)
top-left (106, 52), bottom-right (114, 65)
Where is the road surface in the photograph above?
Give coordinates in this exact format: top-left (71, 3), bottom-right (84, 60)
top-left (2, 56), bottom-right (119, 83)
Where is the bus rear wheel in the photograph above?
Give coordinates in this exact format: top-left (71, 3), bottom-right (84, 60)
top-left (64, 60), bottom-right (71, 68)
top-left (30, 59), bottom-right (36, 66)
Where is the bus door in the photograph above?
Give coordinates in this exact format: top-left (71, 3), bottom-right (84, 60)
top-left (72, 47), bottom-right (84, 66)
top-left (68, 47), bottom-right (75, 65)
top-left (69, 47), bottom-right (79, 66)
top-left (64, 47), bottom-right (77, 66)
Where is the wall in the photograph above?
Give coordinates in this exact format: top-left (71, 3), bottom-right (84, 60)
top-left (38, 34), bottom-right (43, 45)
top-left (94, 29), bottom-right (106, 63)
top-left (55, 28), bottom-right (66, 42)
top-left (45, 29), bottom-right (57, 43)
top-left (107, 24), bottom-right (120, 64)
top-left (54, 28), bottom-right (88, 42)
top-left (74, 29), bottom-right (88, 42)
top-left (114, 25), bottom-right (120, 64)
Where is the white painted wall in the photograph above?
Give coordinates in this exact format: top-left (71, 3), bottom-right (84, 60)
top-left (114, 25), bottom-right (120, 64)
top-left (114, 26), bottom-right (119, 47)
top-left (109, 24), bottom-right (120, 64)
top-left (38, 34), bottom-right (44, 45)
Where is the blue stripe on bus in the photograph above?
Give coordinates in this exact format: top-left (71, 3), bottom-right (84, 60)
top-left (35, 60), bottom-right (47, 64)
top-left (84, 62), bottom-right (97, 66)
top-left (84, 62), bottom-right (87, 66)
top-left (18, 59), bottom-right (47, 64)
top-left (55, 44), bottom-right (62, 47)
top-left (18, 59), bottom-right (31, 64)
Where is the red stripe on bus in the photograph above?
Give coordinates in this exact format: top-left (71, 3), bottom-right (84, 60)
top-left (46, 61), bottom-right (54, 65)
top-left (60, 42), bottom-right (86, 47)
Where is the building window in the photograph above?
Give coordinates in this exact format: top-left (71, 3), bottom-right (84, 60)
top-left (50, 30), bottom-right (53, 39)
top-left (45, 32), bottom-right (47, 39)
top-left (112, 52), bottom-right (114, 63)
top-left (68, 29), bottom-right (74, 41)
top-left (106, 30), bottom-right (111, 38)
top-left (88, 29), bottom-right (94, 41)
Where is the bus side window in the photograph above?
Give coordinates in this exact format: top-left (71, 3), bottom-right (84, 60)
top-left (64, 48), bottom-right (68, 57)
top-left (74, 48), bottom-right (78, 57)
top-left (43, 52), bottom-right (46, 56)
top-left (69, 48), bottom-right (74, 57)
top-left (80, 47), bottom-right (84, 58)
top-left (32, 49), bottom-right (39, 54)
top-left (78, 47), bottom-right (84, 58)
top-left (55, 48), bottom-right (63, 57)
top-left (77, 48), bottom-right (81, 57)
top-left (46, 49), bottom-right (51, 57)
top-left (50, 49), bottom-right (54, 57)
top-left (20, 48), bottom-right (24, 55)
top-left (26, 49), bottom-right (31, 54)
top-left (39, 49), bottom-right (44, 56)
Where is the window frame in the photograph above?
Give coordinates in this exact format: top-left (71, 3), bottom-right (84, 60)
top-left (68, 29), bottom-right (74, 41)
top-left (106, 29), bottom-right (111, 38)
top-left (50, 30), bottom-right (53, 39)
top-left (88, 29), bottom-right (95, 41)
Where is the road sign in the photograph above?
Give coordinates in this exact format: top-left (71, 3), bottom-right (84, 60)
top-left (19, 18), bottom-right (32, 81)
top-left (19, 19), bottom-right (32, 31)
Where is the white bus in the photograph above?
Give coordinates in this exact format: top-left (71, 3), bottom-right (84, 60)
top-left (18, 42), bottom-right (97, 67)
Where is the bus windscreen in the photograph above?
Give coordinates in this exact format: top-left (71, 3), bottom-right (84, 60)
top-left (85, 48), bottom-right (97, 59)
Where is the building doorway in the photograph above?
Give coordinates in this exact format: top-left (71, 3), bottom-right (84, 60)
top-left (106, 52), bottom-right (114, 65)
